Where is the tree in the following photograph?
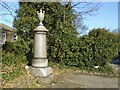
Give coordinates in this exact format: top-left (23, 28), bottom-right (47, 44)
top-left (0, 1), bottom-right (100, 33)
top-left (72, 2), bottom-right (100, 35)
top-left (75, 28), bottom-right (118, 71)
top-left (13, 2), bottom-right (77, 65)
top-left (13, 2), bottom-right (100, 66)
top-left (88, 28), bottom-right (118, 66)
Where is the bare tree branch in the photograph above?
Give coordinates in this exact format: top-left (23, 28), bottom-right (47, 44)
top-left (0, 2), bottom-right (100, 35)
top-left (73, 2), bottom-right (100, 17)
top-left (0, 2), bottom-right (14, 17)
top-left (70, 2), bottom-right (101, 35)
top-left (0, 2), bottom-right (18, 23)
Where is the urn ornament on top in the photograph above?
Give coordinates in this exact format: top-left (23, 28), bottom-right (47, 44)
top-left (37, 9), bottom-right (45, 26)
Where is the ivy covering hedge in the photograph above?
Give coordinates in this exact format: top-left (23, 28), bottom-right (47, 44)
top-left (61, 28), bottom-right (119, 70)
top-left (2, 28), bottom-right (119, 72)
top-left (10, 2), bottom-right (119, 72)
top-left (78, 28), bottom-right (118, 69)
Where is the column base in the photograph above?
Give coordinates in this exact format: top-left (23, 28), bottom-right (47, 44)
top-left (34, 73), bottom-right (54, 84)
top-left (32, 58), bottom-right (48, 67)
top-left (29, 66), bottom-right (53, 78)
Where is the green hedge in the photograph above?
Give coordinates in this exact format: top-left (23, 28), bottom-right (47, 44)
top-left (63, 28), bottom-right (118, 71)
top-left (78, 28), bottom-right (118, 69)
top-left (2, 28), bottom-right (119, 73)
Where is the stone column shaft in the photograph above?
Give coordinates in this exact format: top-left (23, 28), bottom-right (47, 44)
top-left (32, 31), bottom-right (48, 67)
top-left (34, 32), bottom-right (47, 58)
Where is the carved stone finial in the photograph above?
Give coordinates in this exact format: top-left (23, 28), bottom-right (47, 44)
top-left (37, 8), bottom-right (45, 25)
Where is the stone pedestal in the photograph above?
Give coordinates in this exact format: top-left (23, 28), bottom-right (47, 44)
top-left (30, 66), bottom-right (52, 77)
top-left (30, 9), bottom-right (53, 80)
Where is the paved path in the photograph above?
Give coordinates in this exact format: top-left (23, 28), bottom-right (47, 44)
top-left (60, 73), bottom-right (119, 88)
top-left (50, 68), bottom-right (119, 88)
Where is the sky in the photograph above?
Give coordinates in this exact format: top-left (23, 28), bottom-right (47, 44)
top-left (0, 2), bottom-right (118, 33)
top-left (0, 2), bottom-right (19, 27)
top-left (83, 2), bottom-right (118, 32)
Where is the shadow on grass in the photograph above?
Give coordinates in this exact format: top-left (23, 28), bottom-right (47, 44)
top-left (111, 52), bottom-right (120, 65)
top-left (26, 45), bottom-right (33, 66)
top-left (111, 59), bottom-right (120, 65)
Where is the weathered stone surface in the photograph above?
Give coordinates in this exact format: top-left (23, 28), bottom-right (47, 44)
top-left (30, 66), bottom-right (53, 77)
top-left (35, 74), bottom-right (54, 84)
top-left (32, 58), bottom-right (48, 67)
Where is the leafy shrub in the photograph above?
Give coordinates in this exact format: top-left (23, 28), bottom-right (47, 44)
top-left (2, 51), bottom-right (27, 82)
top-left (47, 21), bottom-right (78, 65)
top-left (49, 28), bottom-right (118, 72)
top-left (2, 37), bottom-right (33, 66)
top-left (77, 28), bottom-right (118, 69)
top-left (78, 35), bottom-right (95, 69)
top-left (89, 28), bottom-right (118, 65)
top-left (2, 51), bottom-right (27, 67)
top-left (2, 28), bottom-right (118, 75)
top-left (2, 41), bottom-right (13, 52)
top-left (2, 38), bottom-right (33, 56)
top-left (117, 34), bottom-right (120, 59)
top-left (12, 38), bottom-right (33, 55)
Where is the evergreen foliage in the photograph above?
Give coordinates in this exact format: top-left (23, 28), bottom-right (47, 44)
top-left (78, 28), bottom-right (118, 69)
top-left (13, 2), bottom-right (78, 64)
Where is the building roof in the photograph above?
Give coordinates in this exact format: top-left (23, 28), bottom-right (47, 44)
top-left (0, 23), bottom-right (16, 32)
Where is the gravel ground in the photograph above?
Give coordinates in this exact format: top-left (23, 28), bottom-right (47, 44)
top-left (2, 66), bottom-right (120, 88)
top-left (61, 73), bottom-right (119, 88)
